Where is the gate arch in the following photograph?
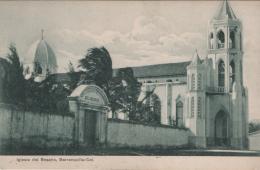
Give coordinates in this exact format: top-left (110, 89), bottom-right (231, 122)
top-left (68, 85), bottom-right (110, 147)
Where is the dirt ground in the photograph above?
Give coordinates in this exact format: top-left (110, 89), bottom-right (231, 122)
top-left (2, 146), bottom-right (260, 156)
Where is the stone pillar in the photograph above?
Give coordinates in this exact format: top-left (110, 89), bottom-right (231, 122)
top-left (68, 99), bottom-right (79, 144)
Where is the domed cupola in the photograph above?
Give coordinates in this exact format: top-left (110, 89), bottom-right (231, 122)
top-left (34, 30), bottom-right (57, 77)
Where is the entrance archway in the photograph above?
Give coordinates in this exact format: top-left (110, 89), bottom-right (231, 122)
top-left (214, 110), bottom-right (230, 146)
top-left (68, 85), bottom-right (110, 147)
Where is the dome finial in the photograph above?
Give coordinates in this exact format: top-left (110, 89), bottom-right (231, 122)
top-left (41, 29), bottom-right (44, 40)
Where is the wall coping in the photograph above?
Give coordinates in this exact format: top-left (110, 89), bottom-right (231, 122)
top-left (107, 118), bottom-right (188, 131)
top-left (0, 102), bottom-right (74, 118)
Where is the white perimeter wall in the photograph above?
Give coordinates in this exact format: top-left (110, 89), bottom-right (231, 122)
top-left (0, 104), bottom-right (74, 151)
top-left (107, 119), bottom-right (191, 148)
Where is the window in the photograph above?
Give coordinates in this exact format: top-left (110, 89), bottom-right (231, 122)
top-left (191, 97), bottom-right (194, 118)
top-left (229, 60), bottom-right (235, 91)
top-left (197, 97), bottom-right (202, 118)
top-left (209, 32), bottom-right (214, 49)
top-left (191, 74), bottom-right (195, 90)
top-left (240, 61), bottom-right (243, 83)
top-left (198, 73), bottom-right (202, 90)
top-left (176, 101), bottom-right (184, 127)
top-left (217, 30), bottom-right (225, 49)
top-left (230, 31), bottom-right (236, 49)
top-left (218, 60), bottom-right (225, 87)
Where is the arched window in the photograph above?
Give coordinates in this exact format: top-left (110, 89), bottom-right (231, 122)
top-left (217, 30), bottom-right (225, 49)
top-left (229, 60), bottom-right (235, 90)
top-left (34, 62), bottom-right (42, 74)
top-left (191, 74), bottom-right (195, 90)
top-left (198, 73), bottom-right (202, 90)
top-left (191, 97), bottom-right (194, 118)
top-left (218, 60), bottom-right (225, 87)
top-left (197, 97), bottom-right (202, 118)
top-left (209, 32), bottom-right (214, 49)
top-left (230, 31), bottom-right (236, 49)
top-left (176, 101), bottom-right (184, 127)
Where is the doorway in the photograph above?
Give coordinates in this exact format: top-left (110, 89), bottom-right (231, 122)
top-left (214, 111), bottom-right (229, 146)
top-left (84, 110), bottom-right (97, 146)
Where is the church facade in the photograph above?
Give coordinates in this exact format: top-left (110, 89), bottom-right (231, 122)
top-left (134, 0), bottom-right (248, 148)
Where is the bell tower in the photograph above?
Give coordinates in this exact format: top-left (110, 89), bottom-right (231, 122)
top-left (207, 0), bottom-right (243, 93)
top-left (206, 0), bottom-right (248, 149)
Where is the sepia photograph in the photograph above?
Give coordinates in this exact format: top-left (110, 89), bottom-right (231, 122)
top-left (0, 0), bottom-right (260, 168)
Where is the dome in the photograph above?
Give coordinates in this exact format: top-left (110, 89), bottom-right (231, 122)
top-left (34, 36), bottom-right (57, 75)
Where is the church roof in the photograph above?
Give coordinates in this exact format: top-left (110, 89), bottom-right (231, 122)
top-left (213, 0), bottom-right (237, 20)
top-left (122, 61), bottom-right (191, 78)
top-left (34, 38), bottom-right (57, 72)
top-left (46, 61), bottom-right (191, 84)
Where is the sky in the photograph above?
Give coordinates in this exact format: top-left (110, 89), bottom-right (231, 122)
top-left (0, 1), bottom-right (259, 120)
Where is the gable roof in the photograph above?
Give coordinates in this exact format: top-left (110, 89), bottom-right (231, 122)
top-left (46, 61), bottom-right (191, 84)
top-left (130, 61), bottom-right (191, 78)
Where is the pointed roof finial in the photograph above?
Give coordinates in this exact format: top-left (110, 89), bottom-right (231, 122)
top-left (41, 29), bottom-right (44, 40)
top-left (191, 49), bottom-right (201, 65)
top-left (214, 0), bottom-right (237, 20)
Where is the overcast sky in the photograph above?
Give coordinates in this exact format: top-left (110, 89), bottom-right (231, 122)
top-left (0, 1), bottom-right (259, 120)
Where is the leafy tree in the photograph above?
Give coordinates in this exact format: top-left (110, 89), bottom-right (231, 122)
top-left (134, 85), bottom-right (162, 124)
top-left (78, 47), bottom-right (112, 93)
top-left (0, 58), bottom-right (11, 102)
top-left (249, 121), bottom-right (260, 133)
top-left (6, 44), bottom-right (25, 104)
top-left (110, 67), bottom-right (141, 120)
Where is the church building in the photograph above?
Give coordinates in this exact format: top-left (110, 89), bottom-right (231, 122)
top-left (128, 0), bottom-right (248, 148)
top-left (22, 0), bottom-right (248, 149)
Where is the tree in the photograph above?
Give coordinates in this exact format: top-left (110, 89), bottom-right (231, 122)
top-left (116, 67), bottom-right (141, 119)
top-left (249, 120), bottom-right (260, 133)
top-left (6, 44), bottom-right (25, 104)
top-left (108, 67), bottom-right (141, 119)
top-left (78, 47), bottom-right (112, 92)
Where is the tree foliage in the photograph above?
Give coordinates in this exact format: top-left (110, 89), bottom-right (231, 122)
top-left (109, 67), bottom-right (141, 119)
top-left (5, 44), bottom-right (25, 104)
top-left (249, 121), bottom-right (260, 133)
top-left (137, 93), bottom-right (161, 124)
top-left (78, 47), bottom-right (112, 88)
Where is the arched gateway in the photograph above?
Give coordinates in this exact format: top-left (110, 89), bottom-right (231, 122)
top-left (68, 85), bottom-right (110, 147)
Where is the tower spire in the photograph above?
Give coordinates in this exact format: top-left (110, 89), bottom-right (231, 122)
top-left (41, 29), bottom-right (44, 40)
top-left (214, 0), bottom-right (237, 20)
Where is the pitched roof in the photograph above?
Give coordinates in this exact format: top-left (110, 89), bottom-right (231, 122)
top-left (47, 61), bottom-right (191, 84)
top-left (190, 50), bottom-right (202, 66)
top-left (123, 61), bottom-right (191, 78)
top-left (214, 0), bottom-right (237, 20)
